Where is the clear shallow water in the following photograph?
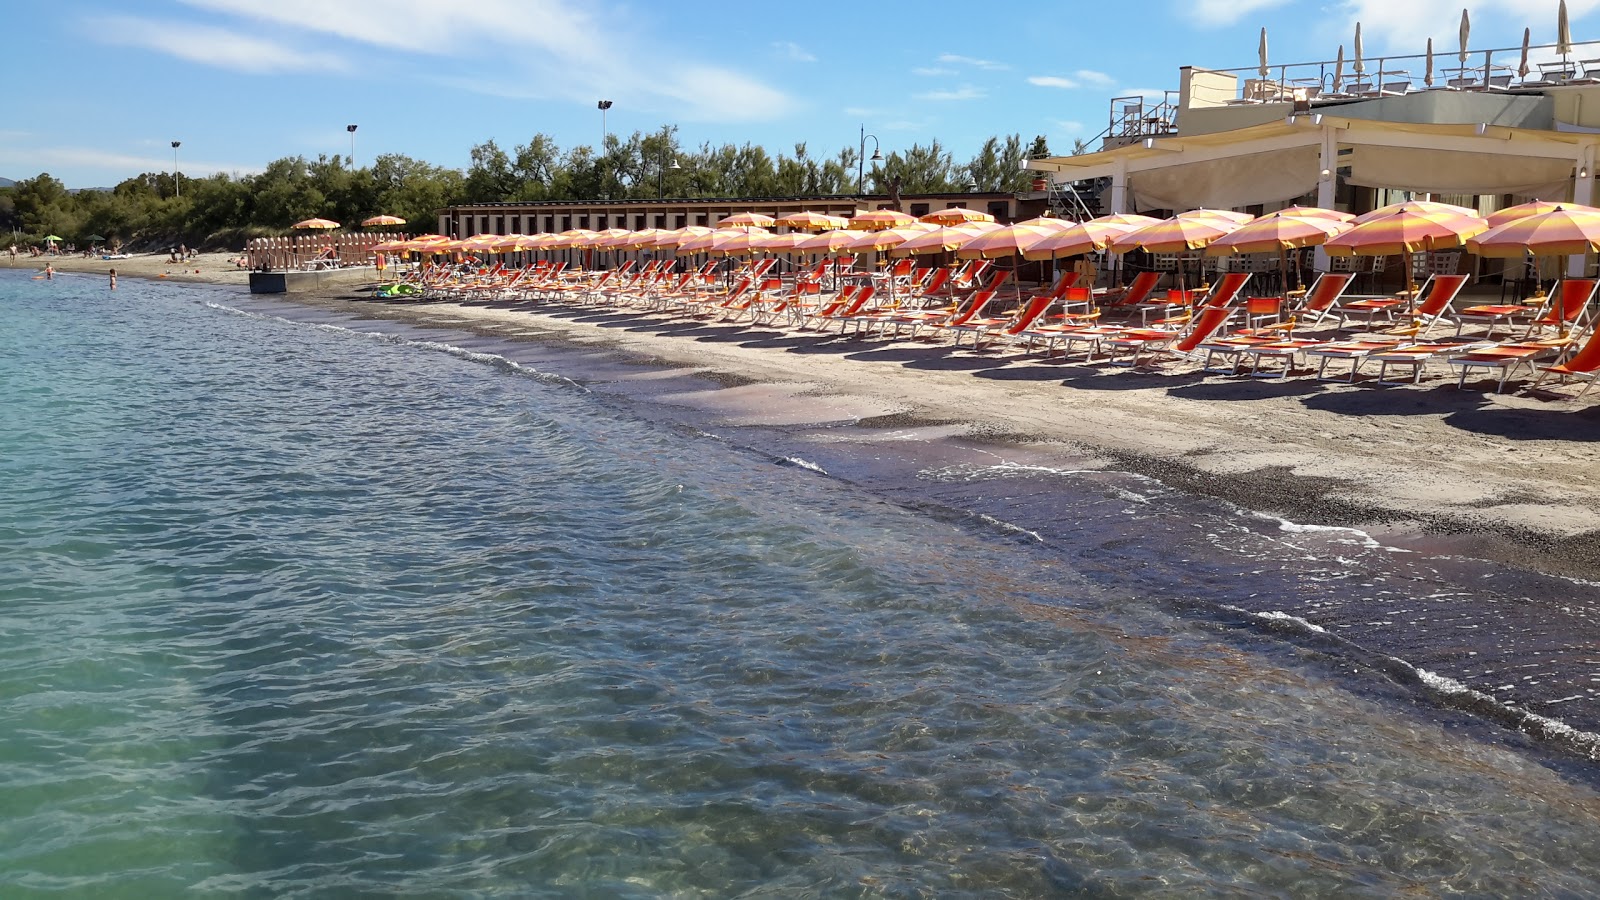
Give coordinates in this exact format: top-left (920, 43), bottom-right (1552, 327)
top-left (4, 271), bottom-right (1600, 896)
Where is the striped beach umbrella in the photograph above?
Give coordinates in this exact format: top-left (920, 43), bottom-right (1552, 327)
top-left (920, 207), bottom-right (996, 226)
top-left (1091, 213), bottom-right (1163, 229)
top-left (1276, 205), bottom-right (1356, 223)
top-left (795, 229), bottom-right (864, 253)
top-left (653, 226), bottom-right (714, 249)
top-left (707, 227), bottom-right (773, 256)
top-left (1207, 213), bottom-right (1350, 256)
top-left (1325, 209), bottom-right (1487, 297)
top-left (1021, 221), bottom-right (1143, 260)
top-left (361, 214), bottom-right (407, 227)
top-left (1354, 199), bottom-right (1477, 224)
top-left (956, 223), bottom-right (1054, 259)
top-left (849, 209), bottom-right (919, 231)
top-left (718, 212), bottom-right (777, 229)
top-left (291, 217), bottom-right (340, 230)
top-left (1207, 213), bottom-right (1352, 296)
top-left (1013, 215), bottom-right (1074, 231)
top-left (1110, 215), bottom-right (1241, 254)
top-left (774, 211), bottom-right (849, 232)
top-left (890, 224), bottom-right (992, 257)
top-left (1467, 206), bottom-right (1600, 257)
top-left (1485, 200), bottom-right (1599, 228)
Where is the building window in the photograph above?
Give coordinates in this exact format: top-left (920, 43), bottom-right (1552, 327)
top-left (987, 201), bottom-right (1009, 221)
top-left (910, 203), bottom-right (930, 217)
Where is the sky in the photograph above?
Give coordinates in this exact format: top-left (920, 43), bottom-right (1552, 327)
top-left (4, 0), bottom-right (1599, 188)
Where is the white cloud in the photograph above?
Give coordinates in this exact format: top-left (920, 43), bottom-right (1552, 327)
top-left (1028, 75), bottom-right (1079, 89)
top-left (912, 66), bottom-right (955, 76)
top-left (0, 144), bottom-right (261, 179)
top-left (170, 0), bottom-right (797, 124)
top-left (914, 85), bottom-right (986, 101)
top-left (85, 15), bottom-right (349, 73)
top-left (843, 107), bottom-right (883, 117)
top-left (1329, 0), bottom-right (1600, 52)
top-left (773, 41), bottom-right (816, 62)
top-left (1075, 69), bottom-right (1116, 87)
top-left (1055, 120), bottom-right (1086, 134)
top-left (1185, 0), bottom-right (1292, 26)
top-left (937, 53), bottom-right (1008, 70)
top-left (1123, 86), bottom-right (1171, 99)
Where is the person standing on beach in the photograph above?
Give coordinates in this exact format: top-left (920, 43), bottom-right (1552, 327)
top-left (109, 268), bottom-right (117, 290)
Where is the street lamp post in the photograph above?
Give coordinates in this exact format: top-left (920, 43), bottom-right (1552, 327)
top-left (658, 151), bottom-right (680, 199)
top-left (347, 124), bottom-right (358, 163)
top-left (857, 125), bottom-right (882, 195)
top-left (171, 141), bottom-right (181, 198)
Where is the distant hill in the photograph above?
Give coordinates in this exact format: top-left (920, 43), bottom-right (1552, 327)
top-left (0, 177), bottom-right (14, 188)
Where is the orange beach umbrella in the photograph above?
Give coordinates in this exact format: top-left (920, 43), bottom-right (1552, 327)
top-left (718, 212), bottom-right (777, 229)
top-left (1325, 209), bottom-right (1487, 297)
top-left (291, 217), bottom-right (340, 230)
top-left (795, 229), bottom-right (862, 253)
top-left (1353, 199), bottom-right (1477, 224)
top-left (361, 214), bottom-right (407, 227)
top-left (849, 209), bottom-right (918, 231)
top-left (774, 211), bottom-right (849, 232)
top-left (1485, 199), bottom-right (1596, 228)
top-left (1206, 213), bottom-right (1351, 256)
top-left (890, 224), bottom-right (991, 257)
top-left (1021, 220), bottom-right (1142, 261)
top-left (1467, 206), bottom-right (1600, 257)
top-left (920, 207), bottom-right (996, 226)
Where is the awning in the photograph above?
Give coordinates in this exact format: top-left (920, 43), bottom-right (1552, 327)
top-left (1130, 145), bottom-right (1321, 212)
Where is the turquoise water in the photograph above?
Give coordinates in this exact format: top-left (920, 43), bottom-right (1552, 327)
top-left (4, 270), bottom-right (1600, 896)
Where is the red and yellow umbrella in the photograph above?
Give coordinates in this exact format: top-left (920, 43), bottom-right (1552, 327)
top-left (1353, 199), bottom-right (1477, 224)
top-left (849, 209), bottom-right (919, 231)
top-left (758, 232), bottom-right (816, 252)
top-left (956, 223), bottom-right (1054, 259)
top-left (1484, 199), bottom-right (1599, 228)
top-left (718, 212), bottom-right (777, 229)
top-left (920, 207), bottom-right (996, 226)
top-left (291, 217), bottom-right (340, 230)
top-left (846, 225), bottom-right (926, 253)
top-left (706, 227), bottom-right (772, 256)
top-left (1467, 205), bottom-right (1600, 257)
top-left (1325, 209), bottom-right (1487, 296)
top-left (1207, 213), bottom-right (1352, 296)
top-left (1207, 213), bottom-right (1351, 256)
top-left (1110, 215), bottom-right (1242, 254)
top-left (890, 224), bottom-right (991, 257)
top-left (1021, 221), bottom-right (1142, 261)
top-left (1013, 215), bottom-right (1074, 231)
top-left (1091, 213), bottom-right (1163, 229)
top-left (653, 226), bottom-right (714, 249)
top-left (1276, 205), bottom-right (1356, 223)
top-left (774, 211), bottom-right (849, 232)
top-left (1179, 208), bottom-right (1255, 224)
top-left (796, 229), bottom-right (865, 253)
top-left (361, 214), bottom-right (407, 227)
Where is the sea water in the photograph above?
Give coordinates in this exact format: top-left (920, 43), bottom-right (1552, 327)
top-left (4, 269), bottom-right (1600, 897)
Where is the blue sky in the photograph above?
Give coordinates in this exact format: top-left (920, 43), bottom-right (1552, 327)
top-left (4, 0), bottom-right (1597, 188)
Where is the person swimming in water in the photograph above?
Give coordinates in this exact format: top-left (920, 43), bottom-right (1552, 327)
top-left (109, 268), bottom-right (117, 290)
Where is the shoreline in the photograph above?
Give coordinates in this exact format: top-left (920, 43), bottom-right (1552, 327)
top-left (25, 261), bottom-right (1600, 757)
top-left (22, 255), bottom-right (1600, 580)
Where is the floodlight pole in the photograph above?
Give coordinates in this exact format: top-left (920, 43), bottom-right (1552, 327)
top-left (347, 124), bottom-right (358, 163)
top-left (171, 141), bottom-right (181, 198)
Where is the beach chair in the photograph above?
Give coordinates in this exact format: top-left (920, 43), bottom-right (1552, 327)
top-left (819, 286), bottom-right (878, 332)
top-left (1290, 272), bottom-right (1355, 324)
top-left (946, 292), bottom-right (1057, 351)
top-left (1528, 326), bottom-right (1600, 400)
top-left (1334, 274), bottom-right (1467, 331)
top-left (1447, 337), bottom-right (1577, 392)
top-left (1523, 278), bottom-right (1598, 338)
top-left (1098, 271), bottom-right (1162, 312)
top-left (1366, 339), bottom-right (1495, 385)
top-left (1103, 304), bottom-right (1236, 368)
